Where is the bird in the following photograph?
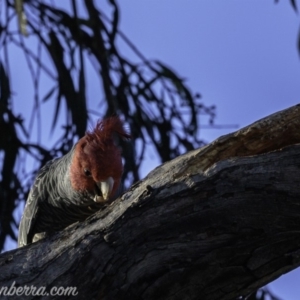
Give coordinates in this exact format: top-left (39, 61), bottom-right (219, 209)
top-left (18, 117), bottom-right (130, 247)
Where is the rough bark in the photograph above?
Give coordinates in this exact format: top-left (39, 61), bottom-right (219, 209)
top-left (1, 104), bottom-right (300, 300)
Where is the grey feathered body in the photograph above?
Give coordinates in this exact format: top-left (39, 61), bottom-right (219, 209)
top-left (18, 147), bottom-right (101, 247)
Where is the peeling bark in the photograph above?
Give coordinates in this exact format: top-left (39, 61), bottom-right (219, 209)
top-left (1, 104), bottom-right (300, 300)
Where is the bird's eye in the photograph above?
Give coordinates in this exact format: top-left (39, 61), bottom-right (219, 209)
top-left (84, 168), bottom-right (91, 177)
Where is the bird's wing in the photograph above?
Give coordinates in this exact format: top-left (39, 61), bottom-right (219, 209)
top-left (18, 161), bottom-right (52, 247)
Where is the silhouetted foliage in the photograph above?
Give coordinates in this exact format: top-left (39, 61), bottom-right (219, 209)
top-left (0, 1), bottom-right (289, 299)
top-left (0, 0), bottom-right (216, 250)
top-left (275, 0), bottom-right (298, 12)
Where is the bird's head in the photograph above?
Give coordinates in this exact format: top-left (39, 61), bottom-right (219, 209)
top-left (70, 117), bottom-right (130, 203)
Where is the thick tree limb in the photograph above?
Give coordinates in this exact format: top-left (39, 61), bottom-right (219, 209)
top-left (1, 104), bottom-right (300, 300)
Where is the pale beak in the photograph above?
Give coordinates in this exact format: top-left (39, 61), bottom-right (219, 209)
top-left (94, 177), bottom-right (114, 203)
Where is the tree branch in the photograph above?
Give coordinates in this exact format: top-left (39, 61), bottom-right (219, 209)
top-left (1, 104), bottom-right (300, 299)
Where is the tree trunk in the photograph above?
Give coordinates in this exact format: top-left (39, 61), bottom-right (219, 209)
top-left (1, 104), bottom-right (300, 300)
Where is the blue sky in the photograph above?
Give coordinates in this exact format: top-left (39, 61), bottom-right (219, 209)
top-left (3, 1), bottom-right (300, 298)
top-left (104, 1), bottom-right (300, 298)
top-left (118, 1), bottom-right (300, 141)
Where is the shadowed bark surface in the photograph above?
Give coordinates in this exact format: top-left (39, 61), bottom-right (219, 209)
top-left (0, 104), bottom-right (300, 300)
